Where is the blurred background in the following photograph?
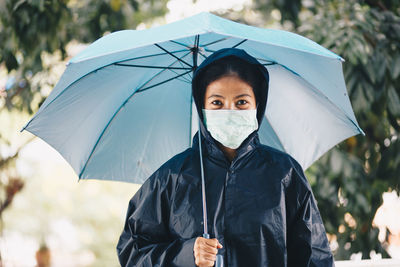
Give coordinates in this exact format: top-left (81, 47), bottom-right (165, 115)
top-left (0, 0), bottom-right (399, 266)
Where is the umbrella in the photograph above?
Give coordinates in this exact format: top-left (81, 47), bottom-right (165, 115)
top-left (21, 12), bottom-right (364, 266)
top-left (21, 12), bottom-right (363, 185)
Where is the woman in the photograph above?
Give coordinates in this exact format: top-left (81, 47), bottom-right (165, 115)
top-left (117, 48), bottom-right (334, 266)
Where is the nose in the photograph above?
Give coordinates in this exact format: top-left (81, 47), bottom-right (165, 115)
top-left (223, 100), bottom-right (239, 110)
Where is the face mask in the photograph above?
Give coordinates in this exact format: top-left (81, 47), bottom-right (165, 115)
top-left (202, 109), bottom-right (258, 149)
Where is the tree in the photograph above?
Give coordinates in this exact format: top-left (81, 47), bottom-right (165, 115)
top-left (0, 0), bottom-right (168, 263)
top-left (2, 0), bottom-right (399, 262)
top-left (249, 0), bottom-right (400, 260)
top-left (0, 0), bottom-right (168, 113)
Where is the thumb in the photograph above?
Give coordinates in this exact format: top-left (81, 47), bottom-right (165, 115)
top-left (217, 240), bottom-right (223, 249)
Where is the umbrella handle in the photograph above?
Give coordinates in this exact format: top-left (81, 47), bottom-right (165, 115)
top-left (215, 255), bottom-right (223, 267)
top-left (203, 234), bottom-right (224, 267)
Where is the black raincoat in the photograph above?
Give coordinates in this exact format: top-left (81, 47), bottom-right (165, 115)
top-left (117, 49), bottom-right (334, 267)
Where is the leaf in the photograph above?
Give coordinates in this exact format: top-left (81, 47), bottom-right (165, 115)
top-left (364, 62), bottom-right (376, 84)
top-left (387, 86), bottom-right (400, 117)
top-left (352, 83), bottom-right (370, 113)
top-left (13, 0), bottom-right (27, 12)
top-left (375, 52), bottom-right (387, 83)
top-left (363, 82), bottom-right (376, 103)
top-left (391, 54), bottom-right (400, 79)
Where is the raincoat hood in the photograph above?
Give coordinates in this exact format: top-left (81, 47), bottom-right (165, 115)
top-left (192, 48), bottom-right (270, 127)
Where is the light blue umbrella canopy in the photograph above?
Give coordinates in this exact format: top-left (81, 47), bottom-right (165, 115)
top-left (21, 12), bottom-right (364, 184)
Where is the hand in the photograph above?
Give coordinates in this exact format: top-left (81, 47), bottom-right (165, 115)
top-left (193, 237), bottom-right (223, 267)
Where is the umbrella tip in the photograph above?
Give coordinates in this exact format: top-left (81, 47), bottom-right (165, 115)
top-left (20, 119), bottom-right (33, 133)
top-left (20, 123), bottom-right (29, 133)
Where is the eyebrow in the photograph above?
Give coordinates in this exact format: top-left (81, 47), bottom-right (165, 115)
top-left (207, 94), bottom-right (224, 99)
top-left (207, 93), bottom-right (252, 99)
top-left (234, 94), bottom-right (252, 99)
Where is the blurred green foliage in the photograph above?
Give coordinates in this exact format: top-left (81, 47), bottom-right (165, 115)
top-left (250, 0), bottom-right (400, 260)
top-left (0, 0), bottom-right (167, 265)
top-left (0, 0), bottom-right (168, 114)
top-left (1, 0), bottom-right (399, 263)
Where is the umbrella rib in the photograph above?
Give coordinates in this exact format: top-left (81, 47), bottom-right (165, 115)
top-left (198, 50), bottom-right (208, 60)
top-left (168, 64), bottom-right (192, 84)
top-left (203, 48), bottom-right (216, 53)
top-left (135, 50), bottom-right (193, 89)
top-left (257, 57), bottom-right (276, 63)
top-left (168, 36), bottom-right (201, 82)
top-left (116, 58), bottom-right (193, 83)
top-left (114, 63), bottom-right (192, 70)
top-left (202, 37), bottom-right (231, 47)
top-left (116, 49), bottom-right (188, 64)
top-left (166, 52), bottom-right (194, 83)
top-left (136, 70), bottom-right (192, 93)
top-left (176, 44), bottom-right (197, 81)
top-left (169, 71), bottom-right (192, 84)
top-left (232, 39), bottom-right (247, 48)
top-left (170, 40), bottom-right (191, 49)
top-left (155, 44), bottom-right (193, 68)
top-left (203, 47), bottom-right (276, 64)
top-left (166, 68), bottom-right (192, 84)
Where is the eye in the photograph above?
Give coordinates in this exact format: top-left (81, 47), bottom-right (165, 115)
top-left (237, 99), bottom-right (248, 105)
top-left (211, 100), bottom-right (223, 106)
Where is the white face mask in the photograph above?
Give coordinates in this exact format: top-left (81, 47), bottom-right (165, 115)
top-left (202, 109), bottom-right (258, 149)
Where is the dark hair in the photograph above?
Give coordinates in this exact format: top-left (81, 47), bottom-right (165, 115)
top-left (195, 56), bottom-right (266, 108)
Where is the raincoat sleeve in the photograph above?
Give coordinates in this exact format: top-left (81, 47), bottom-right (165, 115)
top-left (286, 159), bottom-right (335, 267)
top-left (116, 167), bottom-right (197, 267)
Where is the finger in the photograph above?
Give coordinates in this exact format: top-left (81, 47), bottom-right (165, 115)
top-left (194, 237), bottom-right (208, 250)
top-left (199, 243), bottom-right (218, 254)
top-left (204, 255), bottom-right (217, 263)
top-left (202, 251), bottom-right (217, 260)
top-left (194, 247), bottom-right (217, 260)
top-left (196, 257), bottom-right (214, 267)
top-left (196, 237), bottom-right (221, 248)
top-left (195, 237), bottom-right (205, 244)
top-left (200, 252), bottom-right (217, 262)
top-left (197, 259), bottom-right (215, 267)
top-left (194, 252), bottom-right (216, 267)
top-left (204, 238), bottom-right (219, 248)
top-left (194, 246), bottom-right (218, 258)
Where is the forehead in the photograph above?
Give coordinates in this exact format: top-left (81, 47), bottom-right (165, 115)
top-left (204, 75), bottom-right (255, 97)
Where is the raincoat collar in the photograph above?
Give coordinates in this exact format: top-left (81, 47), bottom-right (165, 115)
top-left (192, 124), bottom-right (260, 168)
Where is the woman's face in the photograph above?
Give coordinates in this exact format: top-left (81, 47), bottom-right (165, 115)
top-left (203, 75), bottom-right (256, 110)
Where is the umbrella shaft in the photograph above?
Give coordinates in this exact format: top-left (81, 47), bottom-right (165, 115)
top-left (198, 119), bottom-right (208, 236)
